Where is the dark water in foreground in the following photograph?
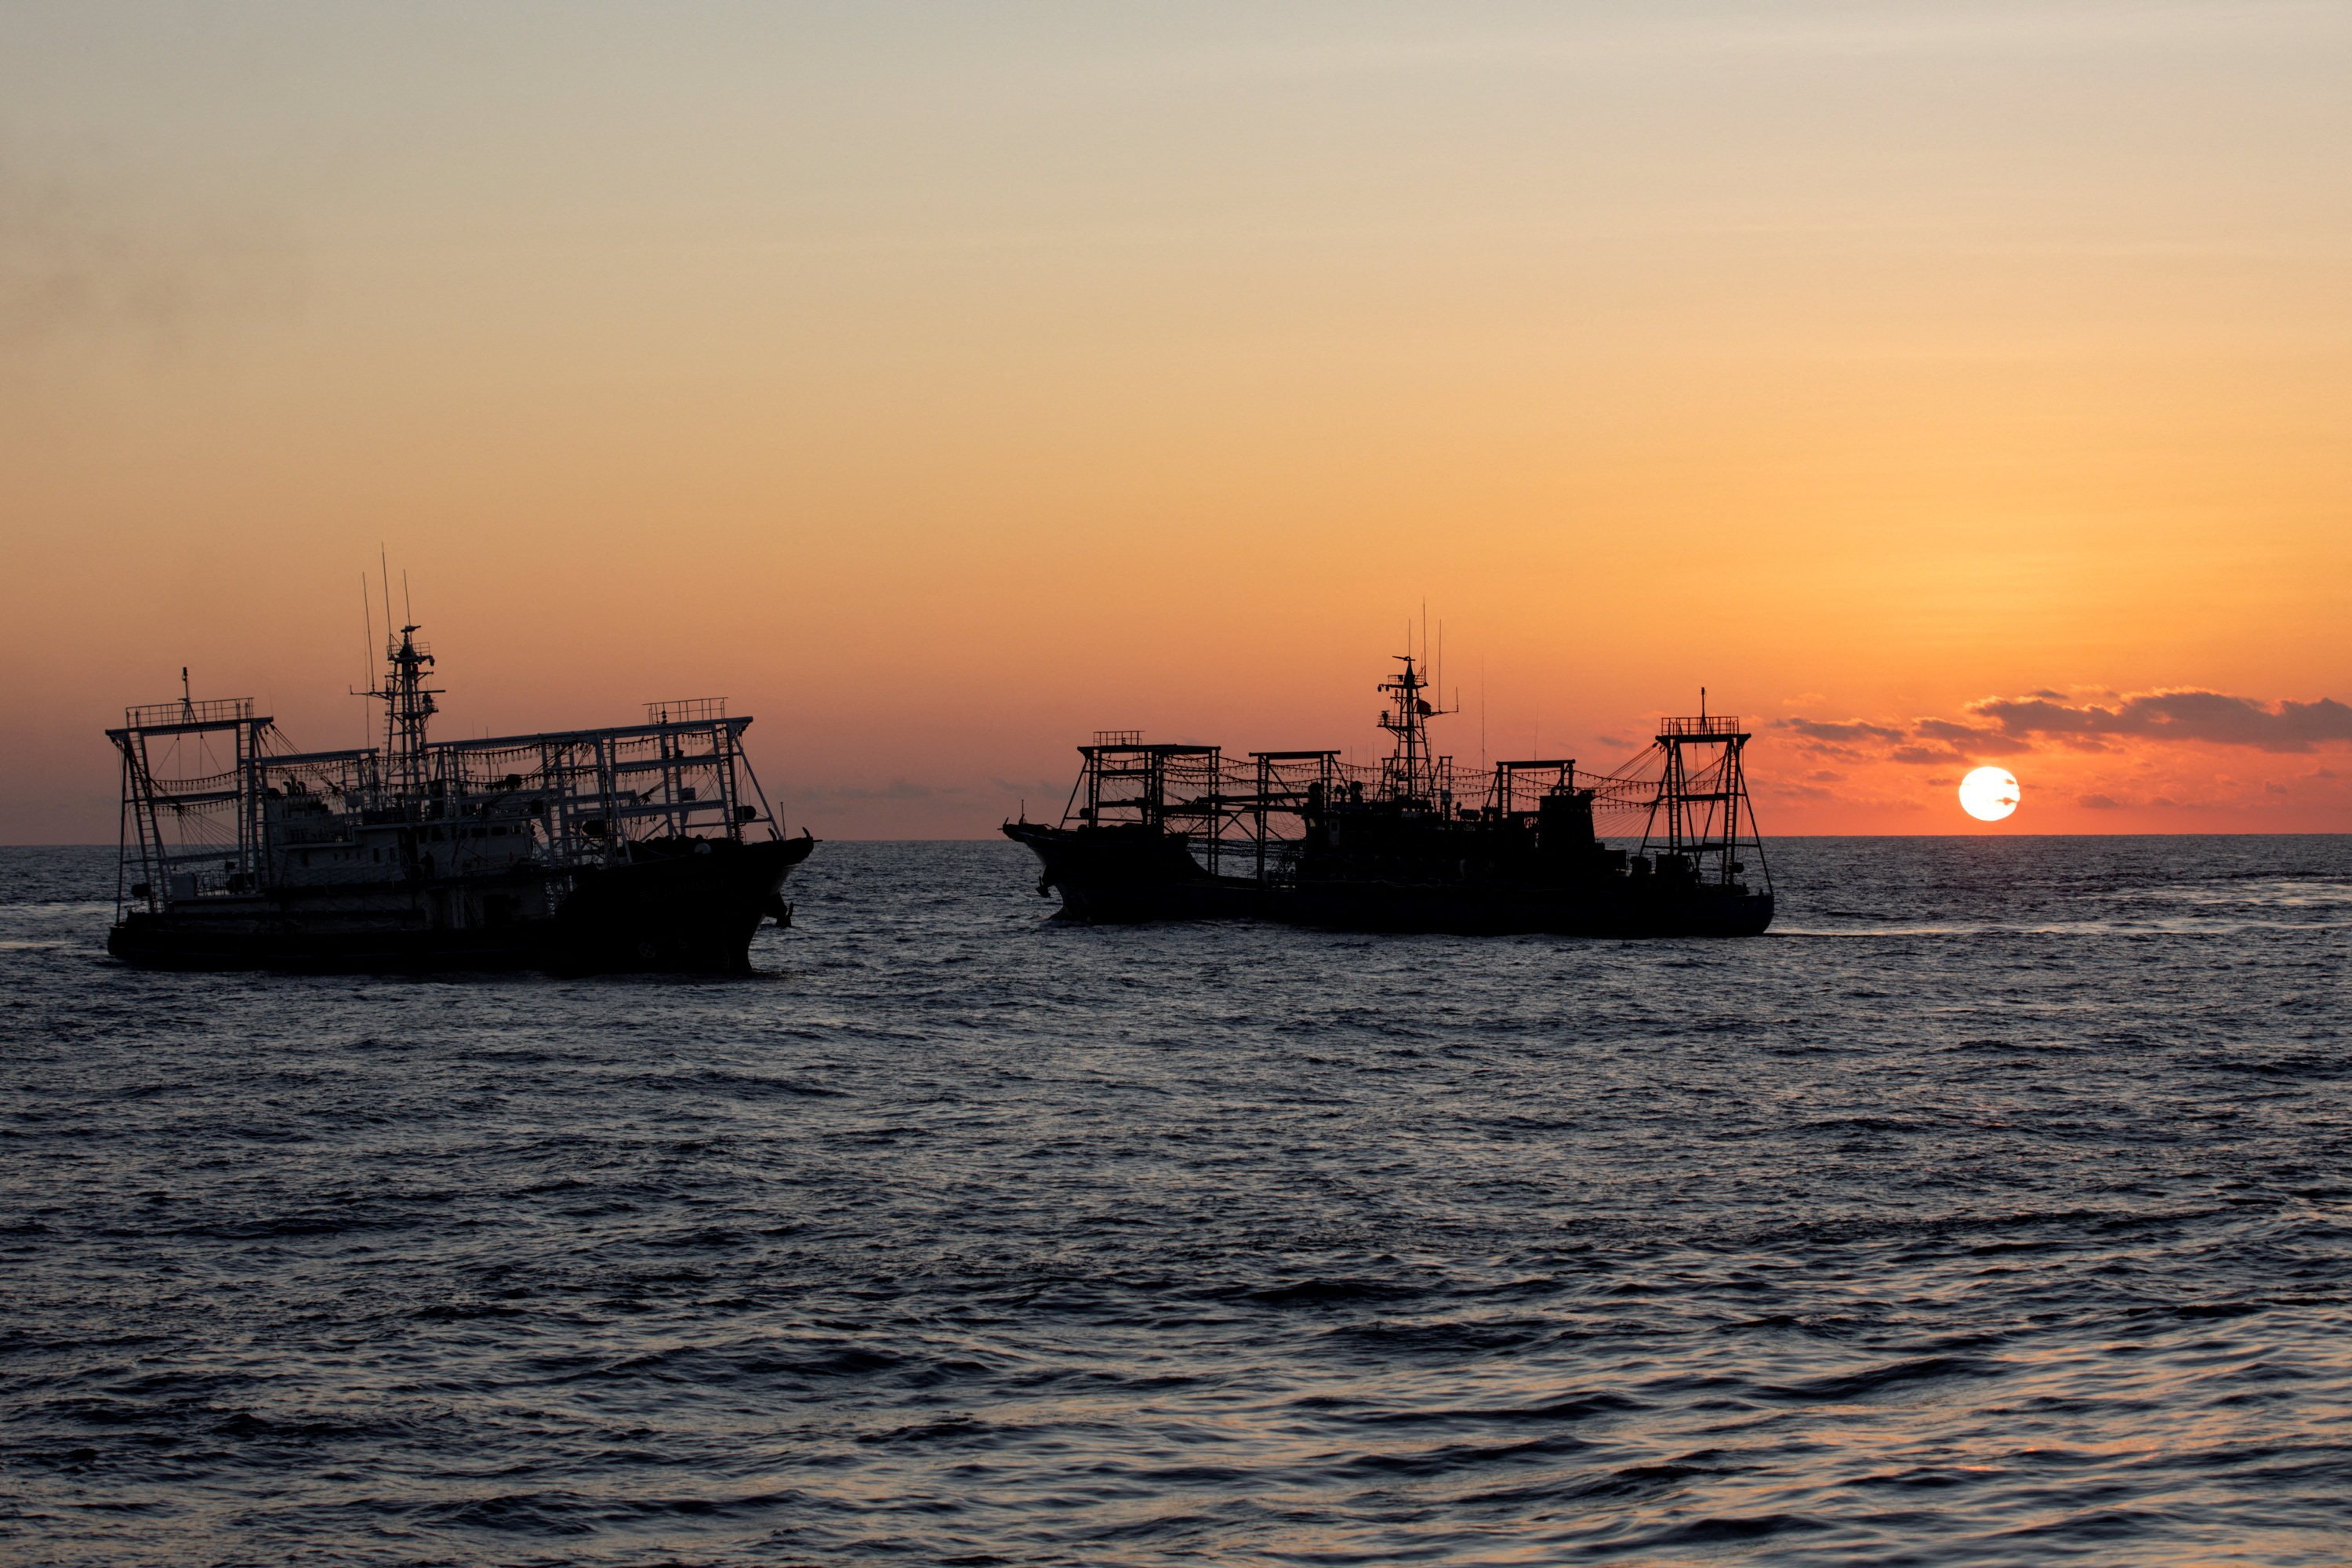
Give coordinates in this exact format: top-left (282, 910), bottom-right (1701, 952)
top-left (2, 837), bottom-right (2348, 1566)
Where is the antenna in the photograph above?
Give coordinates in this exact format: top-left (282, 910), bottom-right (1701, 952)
top-left (402, 570), bottom-right (413, 626)
top-left (378, 546), bottom-right (393, 650)
top-left (361, 573), bottom-right (375, 746)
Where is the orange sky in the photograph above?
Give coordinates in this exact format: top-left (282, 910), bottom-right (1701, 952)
top-left (4, 3), bottom-right (2348, 838)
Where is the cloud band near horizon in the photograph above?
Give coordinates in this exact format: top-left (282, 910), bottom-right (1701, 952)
top-left (1781, 688), bottom-right (2352, 765)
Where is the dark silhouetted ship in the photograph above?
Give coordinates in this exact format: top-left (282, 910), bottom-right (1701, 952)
top-left (1006, 648), bottom-right (1772, 935)
top-left (107, 623), bottom-right (811, 973)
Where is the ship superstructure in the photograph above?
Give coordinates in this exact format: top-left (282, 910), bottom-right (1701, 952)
top-left (107, 623), bottom-right (811, 972)
top-left (1004, 649), bottom-right (1772, 936)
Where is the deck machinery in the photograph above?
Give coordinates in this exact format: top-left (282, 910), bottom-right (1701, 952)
top-left (1005, 652), bottom-right (1773, 935)
top-left (106, 626), bottom-right (812, 972)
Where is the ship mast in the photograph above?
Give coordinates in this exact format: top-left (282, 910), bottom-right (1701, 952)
top-left (1377, 651), bottom-right (1451, 807)
top-left (365, 623), bottom-right (441, 798)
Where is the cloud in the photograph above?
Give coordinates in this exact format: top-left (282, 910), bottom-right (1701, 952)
top-left (1888, 744), bottom-right (1965, 766)
top-left (0, 155), bottom-right (298, 353)
top-left (989, 777), bottom-right (1069, 798)
top-left (1780, 717), bottom-right (1905, 744)
top-left (2077, 793), bottom-right (2121, 810)
top-left (1909, 717), bottom-right (2034, 754)
top-left (789, 778), bottom-right (971, 806)
top-left (1967, 689), bottom-right (2352, 753)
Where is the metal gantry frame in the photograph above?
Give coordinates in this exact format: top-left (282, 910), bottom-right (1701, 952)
top-left (1641, 714), bottom-right (1769, 890)
top-left (1250, 751), bottom-right (1341, 883)
top-left (1058, 740), bottom-right (1351, 882)
top-left (109, 644), bottom-right (786, 918)
top-left (1487, 759), bottom-right (1578, 820)
top-left (107, 698), bottom-right (273, 908)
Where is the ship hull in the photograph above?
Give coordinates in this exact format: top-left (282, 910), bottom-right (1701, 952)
top-left (107, 835), bottom-right (813, 975)
top-left (1003, 822), bottom-right (1267, 922)
top-left (1005, 823), bottom-right (1772, 937)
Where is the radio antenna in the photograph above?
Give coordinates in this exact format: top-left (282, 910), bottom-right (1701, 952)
top-left (361, 573), bottom-right (375, 745)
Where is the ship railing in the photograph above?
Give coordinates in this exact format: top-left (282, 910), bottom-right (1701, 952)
top-left (438, 747), bottom-right (737, 779)
top-left (134, 848), bottom-right (256, 903)
top-left (121, 696), bottom-right (254, 730)
top-left (429, 713), bottom-right (772, 850)
top-left (255, 753), bottom-right (751, 833)
top-left (644, 697), bottom-right (727, 724)
top-left (1657, 715), bottom-right (1742, 738)
top-left (1080, 743), bottom-right (1218, 762)
top-left (430, 717), bottom-right (752, 756)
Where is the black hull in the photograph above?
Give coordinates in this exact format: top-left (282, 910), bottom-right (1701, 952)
top-left (107, 835), bottom-right (814, 975)
top-left (1004, 822), bottom-right (1773, 937)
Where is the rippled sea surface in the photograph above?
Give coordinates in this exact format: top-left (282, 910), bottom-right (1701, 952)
top-left (4, 837), bottom-right (2349, 1566)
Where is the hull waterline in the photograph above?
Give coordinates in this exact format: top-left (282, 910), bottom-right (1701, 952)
top-left (108, 834), bottom-right (815, 975)
top-left (1006, 822), bottom-right (1773, 938)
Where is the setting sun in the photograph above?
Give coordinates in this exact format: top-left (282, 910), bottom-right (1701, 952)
top-left (1959, 767), bottom-right (2022, 822)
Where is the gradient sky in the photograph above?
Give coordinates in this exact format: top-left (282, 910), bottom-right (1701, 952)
top-left (5, 1), bottom-right (2347, 838)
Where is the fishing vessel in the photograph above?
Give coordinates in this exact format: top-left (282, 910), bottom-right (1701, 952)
top-left (107, 621), bottom-right (811, 973)
top-left (1005, 649), bottom-right (1772, 935)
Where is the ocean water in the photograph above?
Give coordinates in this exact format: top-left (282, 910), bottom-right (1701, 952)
top-left (2, 837), bottom-right (2347, 1566)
